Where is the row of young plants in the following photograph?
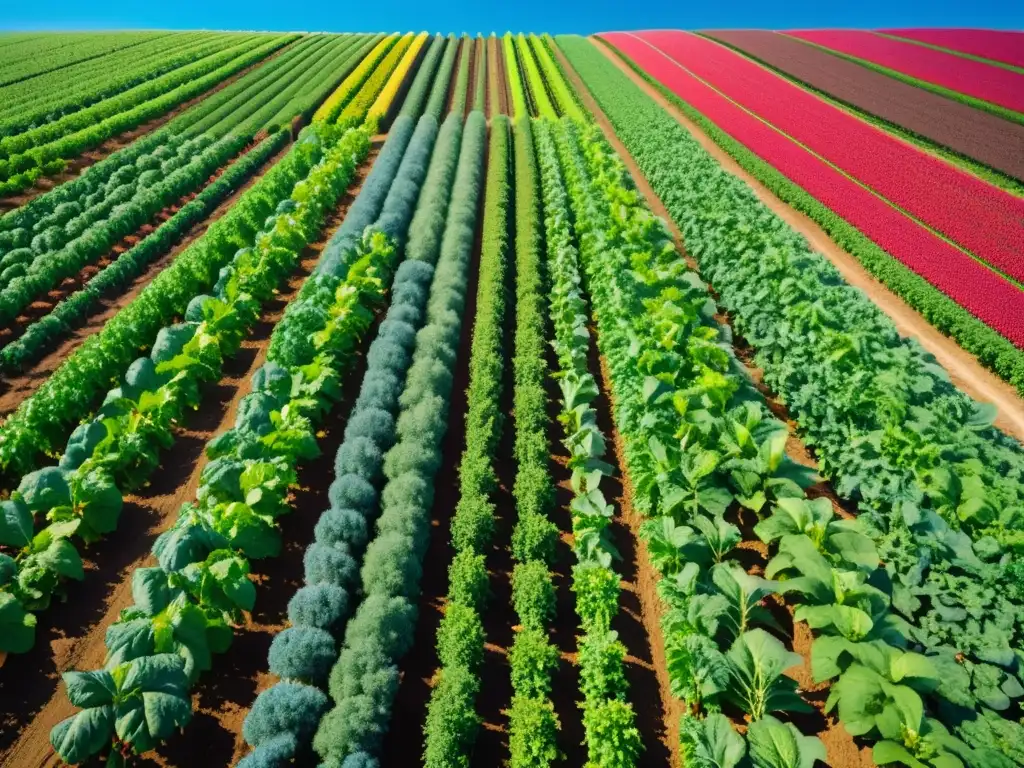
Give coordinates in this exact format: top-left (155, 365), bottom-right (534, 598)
top-left (256, 35), bottom-right (381, 133)
top-left (366, 32), bottom-right (431, 129)
top-left (555, 115), bottom-right (1021, 767)
top-left (336, 34), bottom-right (416, 129)
top-left (504, 35), bottom-right (531, 120)
top-left (46, 122), bottom-right (380, 765)
top-left (421, 115), bottom-right (511, 767)
top-left (0, 132), bottom-right (290, 373)
top-left (397, 35), bottom-right (445, 123)
top-left (516, 35), bottom-right (558, 120)
top-left (313, 35), bottom-right (398, 124)
top-left (0, 32), bottom-right (253, 137)
top-left (0, 126), bottom-right (370, 664)
top-left (312, 110), bottom-right (486, 766)
top-left (424, 35), bottom-right (460, 123)
top-left (556, 36), bottom-right (1024, 759)
top-left (449, 37), bottom-right (472, 118)
top-left (0, 125), bottom-right (326, 483)
top-left (473, 35), bottom-right (486, 112)
top-left (530, 35), bottom-right (586, 121)
top-left (504, 117), bottom-right (564, 768)
top-left (0, 34), bottom-right (292, 195)
top-left (534, 117), bottom-right (643, 767)
top-left (238, 112), bottom-right (441, 768)
top-left (0, 133), bottom-right (248, 325)
top-left (0, 34), bottom-right (279, 160)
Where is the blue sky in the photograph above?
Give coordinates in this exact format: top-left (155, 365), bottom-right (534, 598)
top-left (2, 0), bottom-right (1022, 34)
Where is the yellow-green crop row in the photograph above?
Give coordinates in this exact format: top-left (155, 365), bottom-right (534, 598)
top-left (366, 31), bottom-right (430, 128)
top-left (313, 33), bottom-right (398, 123)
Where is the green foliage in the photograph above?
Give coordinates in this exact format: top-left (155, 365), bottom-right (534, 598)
top-left (436, 602), bottom-right (484, 670)
top-left (423, 666), bottom-right (481, 768)
top-left (446, 550), bottom-right (490, 610)
top-left (511, 560), bottom-right (555, 631)
top-left (508, 695), bottom-right (561, 768)
top-left (581, 699), bottom-right (643, 768)
top-left (508, 627), bottom-right (560, 698)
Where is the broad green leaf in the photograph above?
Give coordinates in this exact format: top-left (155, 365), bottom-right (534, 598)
top-left (63, 669), bottom-right (117, 708)
top-left (0, 498), bottom-right (32, 548)
top-left (0, 592), bottom-right (36, 653)
top-left (50, 705), bottom-right (115, 764)
top-left (747, 716), bottom-right (826, 768)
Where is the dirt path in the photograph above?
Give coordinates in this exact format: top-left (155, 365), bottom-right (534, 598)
top-left (580, 37), bottom-right (1024, 442)
top-left (490, 36), bottom-right (511, 118)
top-left (0, 148), bottom-right (379, 768)
top-left (0, 139), bottom-right (291, 421)
top-left (0, 41), bottom-right (295, 213)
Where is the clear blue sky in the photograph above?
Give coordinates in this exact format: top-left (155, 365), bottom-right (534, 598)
top-left (2, 0), bottom-right (1021, 35)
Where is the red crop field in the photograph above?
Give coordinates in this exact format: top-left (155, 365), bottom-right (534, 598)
top-left (630, 30), bottom-right (1024, 281)
top-left (600, 31), bottom-right (1024, 344)
top-left (787, 29), bottom-right (1024, 113)
top-left (881, 27), bottom-right (1024, 68)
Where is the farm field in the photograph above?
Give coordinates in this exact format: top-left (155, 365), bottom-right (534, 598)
top-left (0, 25), bottom-right (1022, 768)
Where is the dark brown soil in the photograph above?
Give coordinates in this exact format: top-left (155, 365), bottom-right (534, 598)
top-left (0, 41), bottom-right (295, 212)
top-left (0, 147), bottom-right (379, 768)
top-left (0, 140), bottom-right (292, 421)
top-left (701, 30), bottom-right (1024, 183)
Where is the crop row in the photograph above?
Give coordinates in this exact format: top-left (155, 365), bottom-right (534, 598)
top-left (47, 122), bottom-right (377, 765)
top-left (787, 30), bottom-right (1024, 117)
top-left (880, 28), bottom-right (1024, 69)
top-left (591, 34), bottom-right (1024, 368)
top-left (0, 31), bottom-right (168, 88)
top-left (0, 32), bottom-right (254, 137)
top-left (515, 35), bottom-right (558, 119)
top-left (1, 125), bottom-right (367, 665)
top-left (367, 32), bottom-right (431, 129)
top-left (314, 35), bottom-right (398, 124)
top-left (338, 34), bottom-right (417, 129)
top-left (627, 30), bottom-right (1024, 282)
top-left (535, 116), bottom-right (643, 767)
top-left (0, 34), bottom-right (292, 195)
top-left (557, 38), bottom-right (1024, 762)
top-left (314, 110), bottom-right (485, 765)
top-left (422, 114), bottom-right (511, 766)
top-left (239, 112), bottom-right (438, 767)
top-left (483, 116), bottom-right (560, 767)
top-left (531, 35), bottom-right (586, 121)
top-left (397, 35), bottom-right (446, 123)
top-left (0, 132), bottom-right (289, 374)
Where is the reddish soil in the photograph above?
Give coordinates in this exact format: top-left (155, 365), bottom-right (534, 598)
top-left (702, 31), bottom-right (1024, 184)
top-left (0, 140), bottom-right (292, 421)
top-left (0, 41), bottom-right (295, 212)
top-left (582, 37), bottom-right (1024, 442)
top-left (0, 148), bottom-right (379, 768)
top-left (489, 37), bottom-right (511, 118)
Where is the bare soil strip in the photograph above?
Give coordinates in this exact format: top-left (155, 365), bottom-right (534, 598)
top-left (581, 37), bottom-right (1024, 442)
top-left (0, 41), bottom-right (295, 212)
top-left (490, 37), bottom-right (511, 118)
top-left (0, 147), bottom-right (379, 768)
top-left (0, 140), bottom-right (293, 420)
top-left (465, 39), bottom-right (478, 117)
